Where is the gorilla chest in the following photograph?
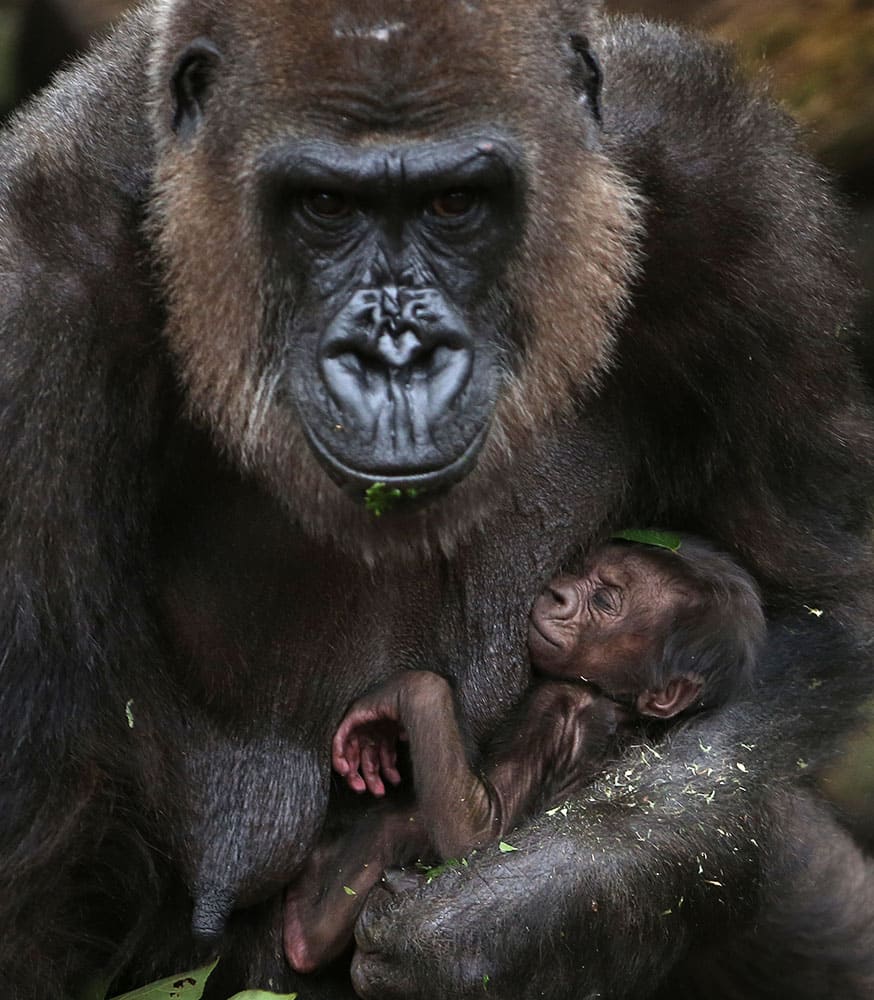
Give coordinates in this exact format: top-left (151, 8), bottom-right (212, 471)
top-left (151, 473), bottom-right (535, 735)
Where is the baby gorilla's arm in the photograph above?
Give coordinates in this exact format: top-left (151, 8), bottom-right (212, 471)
top-left (334, 671), bottom-right (499, 857)
top-left (288, 674), bottom-right (619, 974)
top-left (334, 672), bottom-right (619, 859)
top-left (485, 683), bottom-right (619, 821)
top-left (288, 671), bottom-right (475, 974)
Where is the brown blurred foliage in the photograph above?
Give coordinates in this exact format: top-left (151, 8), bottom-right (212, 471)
top-left (608, 0), bottom-right (874, 191)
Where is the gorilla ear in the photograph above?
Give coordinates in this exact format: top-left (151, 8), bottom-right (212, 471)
top-left (171, 38), bottom-right (222, 141)
top-left (567, 33), bottom-right (603, 125)
top-left (636, 677), bottom-right (703, 719)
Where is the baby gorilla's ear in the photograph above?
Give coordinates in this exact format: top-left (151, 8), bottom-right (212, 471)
top-left (636, 677), bottom-right (703, 719)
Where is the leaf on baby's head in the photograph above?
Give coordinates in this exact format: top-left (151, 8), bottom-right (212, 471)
top-left (612, 529), bottom-right (682, 552)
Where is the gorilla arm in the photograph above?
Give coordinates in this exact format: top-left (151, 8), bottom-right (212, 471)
top-left (0, 14), bottom-right (169, 995)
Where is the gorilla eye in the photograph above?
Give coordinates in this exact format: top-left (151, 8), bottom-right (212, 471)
top-left (591, 587), bottom-right (620, 615)
top-left (302, 191), bottom-right (354, 220)
top-left (429, 190), bottom-right (477, 219)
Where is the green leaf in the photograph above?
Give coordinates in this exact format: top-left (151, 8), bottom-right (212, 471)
top-left (343, 885), bottom-right (357, 896)
top-left (498, 841), bottom-right (519, 853)
top-left (363, 482), bottom-right (424, 517)
top-left (107, 967), bottom-right (297, 1000)
top-left (109, 963), bottom-right (217, 1000)
top-left (364, 482), bottom-right (402, 516)
top-left (417, 857), bottom-right (465, 883)
top-left (612, 529), bottom-right (682, 552)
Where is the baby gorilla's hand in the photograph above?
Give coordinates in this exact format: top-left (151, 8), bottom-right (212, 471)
top-left (334, 719), bottom-right (403, 796)
top-left (333, 676), bottom-right (411, 796)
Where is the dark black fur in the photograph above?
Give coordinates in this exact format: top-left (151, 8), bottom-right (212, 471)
top-left (1, 3), bottom-right (873, 999)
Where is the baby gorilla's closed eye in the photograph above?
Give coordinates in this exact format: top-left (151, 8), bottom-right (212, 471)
top-left (590, 586), bottom-right (620, 615)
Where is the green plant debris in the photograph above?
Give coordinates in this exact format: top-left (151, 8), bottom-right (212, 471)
top-left (612, 529), bottom-right (682, 552)
top-left (343, 885), bottom-right (357, 896)
top-left (125, 699), bottom-right (135, 729)
top-left (109, 963), bottom-right (217, 1000)
top-left (416, 857), bottom-right (467, 883)
top-left (482, 974), bottom-right (491, 991)
top-left (498, 841), bottom-right (519, 853)
top-left (363, 482), bottom-right (422, 517)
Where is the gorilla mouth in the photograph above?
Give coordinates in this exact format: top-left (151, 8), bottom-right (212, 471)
top-left (295, 282), bottom-right (500, 503)
top-left (528, 620), bottom-right (562, 649)
top-left (527, 621), bottom-right (569, 674)
top-left (301, 417), bottom-right (491, 500)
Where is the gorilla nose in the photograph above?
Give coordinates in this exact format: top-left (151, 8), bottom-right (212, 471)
top-left (319, 286), bottom-right (475, 440)
top-left (325, 287), bottom-right (473, 373)
top-left (538, 576), bottom-right (582, 620)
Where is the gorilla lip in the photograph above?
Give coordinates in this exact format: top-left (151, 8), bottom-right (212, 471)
top-left (529, 620), bottom-right (562, 650)
top-left (300, 417), bottom-right (492, 501)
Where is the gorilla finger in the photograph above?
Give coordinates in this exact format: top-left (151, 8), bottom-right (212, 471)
top-left (379, 741), bottom-right (401, 785)
top-left (362, 743), bottom-right (386, 797)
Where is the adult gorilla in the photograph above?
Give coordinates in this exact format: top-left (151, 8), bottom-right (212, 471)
top-left (0, 1), bottom-right (872, 998)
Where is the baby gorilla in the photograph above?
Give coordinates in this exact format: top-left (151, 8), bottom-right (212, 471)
top-left (284, 536), bottom-right (764, 972)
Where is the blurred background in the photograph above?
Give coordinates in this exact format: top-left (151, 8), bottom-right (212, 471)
top-left (0, 0), bottom-right (871, 836)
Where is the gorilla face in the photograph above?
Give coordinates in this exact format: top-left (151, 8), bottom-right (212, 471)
top-left (150, 1), bottom-right (639, 552)
top-left (256, 134), bottom-right (525, 496)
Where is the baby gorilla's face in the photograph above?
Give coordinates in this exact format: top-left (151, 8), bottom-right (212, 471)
top-left (528, 545), bottom-right (681, 695)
